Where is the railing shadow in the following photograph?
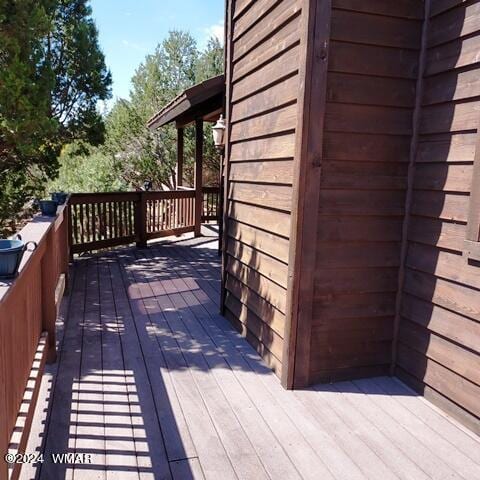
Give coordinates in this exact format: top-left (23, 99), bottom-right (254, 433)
top-left (31, 231), bottom-right (272, 479)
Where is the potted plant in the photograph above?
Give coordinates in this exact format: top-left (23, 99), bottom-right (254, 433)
top-left (0, 235), bottom-right (37, 279)
top-left (37, 198), bottom-right (58, 216)
top-left (51, 191), bottom-right (68, 205)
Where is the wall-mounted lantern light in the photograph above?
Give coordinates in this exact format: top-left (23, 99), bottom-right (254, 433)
top-left (212, 115), bottom-right (226, 152)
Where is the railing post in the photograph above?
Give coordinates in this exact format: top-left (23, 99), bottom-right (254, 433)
top-left (136, 192), bottom-right (148, 248)
top-left (194, 118), bottom-right (204, 237)
top-left (41, 230), bottom-right (57, 364)
top-left (177, 127), bottom-right (184, 188)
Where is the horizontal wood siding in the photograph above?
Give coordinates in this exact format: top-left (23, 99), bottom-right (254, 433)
top-left (397, 0), bottom-right (480, 433)
top-left (310, 1), bottom-right (424, 383)
top-left (224, 0), bottom-right (304, 376)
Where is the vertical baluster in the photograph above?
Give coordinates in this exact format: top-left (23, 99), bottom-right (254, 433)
top-left (114, 200), bottom-right (118, 238)
top-left (124, 200), bottom-right (128, 236)
top-left (128, 200), bottom-right (133, 236)
top-left (174, 197), bottom-right (177, 229)
top-left (109, 201), bottom-right (113, 239)
top-left (112, 200), bottom-right (115, 239)
top-left (98, 202), bottom-right (103, 241)
top-left (106, 202), bottom-right (110, 239)
top-left (168, 198), bottom-right (171, 230)
top-left (146, 200), bottom-right (150, 233)
top-left (87, 203), bottom-right (92, 243)
top-left (165, 199), bottom-right (168, 230)
top-left (119, 201), bottom-right (124, 237)
top-left (189, 197), bottom-right (193, 226)
top-left (117, 201), bottom-right (121, 238)
top-left (165, 199), bottom-right (169, 230)
top-left (102, 202), bottom-right (107, 241)
top-left (73, 204), bottom-right (79, 245)
top-left (189, 196), bottom-right (192, 226)
top-left (148, 199), bottom-right (152, 233)
top-left (79, 203), bottom-right (85, 245)
top-left (160, 199), bottom-right (163, 231)
top-left (180, 196), bottom-right (184, 227)
top-left (124, 200), bottom-right (128, 237)
top-left (174, 197), bottom-right (178, 229)
top-left (92, 203), bottom-right (97, 242)
top-left (152, 200), bottom-right (155, 233)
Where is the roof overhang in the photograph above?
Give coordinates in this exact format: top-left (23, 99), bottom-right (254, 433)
top-left (147, 74), bottom-right (225, 130)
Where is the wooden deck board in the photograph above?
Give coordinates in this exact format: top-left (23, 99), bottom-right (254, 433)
top-left (24, 231), bottom-right (480, 480)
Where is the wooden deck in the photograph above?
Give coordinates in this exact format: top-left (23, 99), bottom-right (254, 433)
top-left (23, 229), bottom-right (480, 480)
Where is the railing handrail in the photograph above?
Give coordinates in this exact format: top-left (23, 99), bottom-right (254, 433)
top-left (202, 186), bottom-right (220, 192)
top-left (69, 191), bottom-right (140, 204)
top-left (145, 190), bottom-right (196, 200)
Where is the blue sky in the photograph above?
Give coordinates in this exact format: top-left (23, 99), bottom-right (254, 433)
top-left (90, 0), bottom-right (224, 105)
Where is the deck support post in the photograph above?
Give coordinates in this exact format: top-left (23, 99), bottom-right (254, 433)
top-left (194, 118), bottom-right (204, 237)
top-left (177, 127), bottom-right (184, 188)
top-left (41, 230), bottom-right (57, 363)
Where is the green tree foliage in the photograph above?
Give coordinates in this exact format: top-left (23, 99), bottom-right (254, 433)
top-left (79, 30), bottom-right (224, 193)
top-left (196, 37), bottom-right (224, 82)
top-left (48, 0), bottom-right (112, 147)
top-left (0, 0), bottom-right (111, 234)
top-left (49, 142), bottom-right (125, 193)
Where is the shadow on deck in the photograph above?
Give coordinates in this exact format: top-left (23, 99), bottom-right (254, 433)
top-left (22, 230), bottom-right (480, 480)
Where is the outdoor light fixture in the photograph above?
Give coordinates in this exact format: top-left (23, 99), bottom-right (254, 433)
top-left (212, 115), bottom-right (226, 151)
top-left (143, 180), bottom-right (153, 191)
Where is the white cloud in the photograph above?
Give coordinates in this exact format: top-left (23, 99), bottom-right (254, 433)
top-left (203, 20), bottom-right (224, 45)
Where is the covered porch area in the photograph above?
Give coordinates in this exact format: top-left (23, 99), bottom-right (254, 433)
top-left (147, 74), bottom-right (225, 238)
top-left (23, 230), bottom-right (480, 480)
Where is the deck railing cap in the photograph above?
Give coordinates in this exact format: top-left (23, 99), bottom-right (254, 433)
top-left (0, 203), bottom-right (68, 303)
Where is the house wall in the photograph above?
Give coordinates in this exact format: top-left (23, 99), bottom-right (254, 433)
top-left (396, 0), bottom-right (480, 433)
top-left (223, 0), bottom-right (306, 375)
top-left (308, 1), bottom-right (425, 383)
top-left (223, 1), bottom-right (480, 434)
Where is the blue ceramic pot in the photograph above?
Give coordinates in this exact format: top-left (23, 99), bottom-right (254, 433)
top-left (0, 236), bottom-right (37, 279)
top-left (39, 199), bottom-right (58, 216)
top-left (51, 192), bottom-right (68, 205)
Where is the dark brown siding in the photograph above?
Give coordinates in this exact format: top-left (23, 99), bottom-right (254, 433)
top-left (396, 0), bottom-right (480, 433)
top-left (309, 1), bottom-right (425, 383)
top-left (223, 0), bottom-right (305, 376)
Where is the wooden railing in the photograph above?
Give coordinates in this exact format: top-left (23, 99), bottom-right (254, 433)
top-left (0, 204), bottom-right (69, 480)
top-left (69, 187), bottom-right (219, 254)
top-left (145, 190), bottom-right (195, 240)
top-left (202, 186), bottom-right (220, 221)
top-left (69, 192), bottom-right (138, 254)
